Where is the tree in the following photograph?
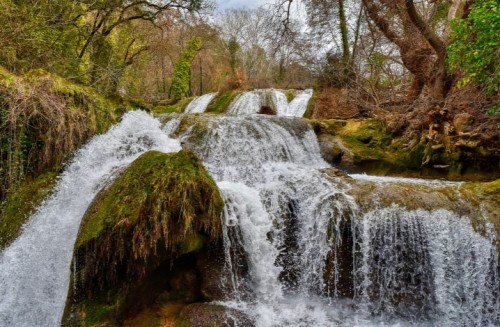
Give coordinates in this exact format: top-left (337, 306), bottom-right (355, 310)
top-left (0, 0), bottom-right (82, 75)
top-left (361, 0), bottom-right (454, 104)
top-left (170, 36), bottom-right (202, 99)
top-left (304, 0), bottom-right (365, 87)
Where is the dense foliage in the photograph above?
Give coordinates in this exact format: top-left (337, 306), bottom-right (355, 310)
top-left (448, 0), bottom-right (499, 101)
top-left (171, 37), bottom-right (202, 99)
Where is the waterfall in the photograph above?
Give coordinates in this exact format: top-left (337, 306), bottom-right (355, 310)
top-left (287, 89), bottom-right (313, 117)
top-left (227, 91), bottom-right (264, 115)
top-left (174, 114), bottom-right (500, 327)
top-left (270, 89), bottom-right (313, 117)
top-left (1, 108), bottom-right (498, 327)
top-left (353, 206), bottom-right (499, 326)
top-left (176, 115), bottom-right (359, 325)
top-left (227, 89), bottom-right (312, 117)
top-left (0, 111), bottom-right (181, 327)
top-left (184, 92), bottom-right (218, 114)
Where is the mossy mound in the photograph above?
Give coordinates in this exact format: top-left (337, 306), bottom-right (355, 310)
top-left (302, 89), bottom-right (316, 119)
top-left (0, 172), bottom-right (57, 249)
top-left (205, 90), bottom-right (241, 114)
top-left (64, 150), bottom-right (224, 326)
top-left (0, 67), bottom-right (128, 204)
top-left (151, 97), bottom-right (195, 114)
top-left (459, 179), bottom-right (500, 238)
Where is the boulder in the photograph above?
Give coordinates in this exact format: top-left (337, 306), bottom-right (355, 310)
top-left (63, 150), bottom-right (225, 326)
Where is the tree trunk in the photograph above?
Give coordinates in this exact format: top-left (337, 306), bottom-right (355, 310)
top-left (363, 0), bottom-right (452, 105)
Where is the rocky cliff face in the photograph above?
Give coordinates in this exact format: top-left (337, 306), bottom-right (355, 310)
top-left (311, 118), bottom-right (500, 181)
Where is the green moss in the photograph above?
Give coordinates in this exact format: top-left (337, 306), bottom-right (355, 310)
top-left (340, 120), bottom-right (391, 145)
top-left (0, 172), bottom-right (57, 249)
top-left (405, 143), bottom-right (426, 169)
top-left (0, 66), bottom-right (17, 88)
top-left (74, 149), bottom-right (223, 290)
top-left (0, 66), bottom-right (131, 210)
top-left (336, 120), bottom-right (392, 164)
top-left (206, 90), bottom-right (241, 114)
top-left (152, 97), bottom-right (195, 114)
top-left (24, 69), bottom-right (120, 134)
top-left (302, 89), bottom-right (316, 119)
top-left (179, 233), bottom-right (206, 255)
top-left (76, 150), bottom-right (223, 248)
top-left (285, 89), bottom-right (296, 102)
top-left (461, 179), bottom-right (500, 235)
top-left (309, 119), bottom-right (347, 135)
top-left (84, 297), bottom-right (120, 327)
top-left (65, 150), bottom-right (224, 326)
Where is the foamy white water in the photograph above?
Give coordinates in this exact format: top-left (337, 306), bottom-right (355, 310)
top-left (184, 92), bottom-right (217, 114)
top-left (0, 111), bottom-right (180, 327)
top-left (173, 114), bottom-right (500, 327)
top-left (287, 89), bottom-right (313, 117)
top-left (1, 107), bottom-right (498, 327)
top-left (227, 89), bottom-right (312, 117)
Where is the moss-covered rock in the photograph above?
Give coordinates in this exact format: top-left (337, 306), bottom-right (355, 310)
top-left (311, 117), bottom-right (499, 181)
top-left (302, 89), bottom-right (316, 119)
top-left (459, 179), bottom-right (500, 238)
top-left (205, 90), bottom-right (241, 114)
top-left (63, 150), bottom-right (224, 326)
top-left (0, 171), bottom-right (57, 249)
top-left (152, 97), bottom-right (196, 114)
top-left (0, 66), bottom-right (129, 204)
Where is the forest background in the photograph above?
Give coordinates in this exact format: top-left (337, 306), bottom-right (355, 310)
top-left (0, 0), bottom-right (498, 207)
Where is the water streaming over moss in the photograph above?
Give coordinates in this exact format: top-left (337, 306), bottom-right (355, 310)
top-left (0, 111), bottom-right (180, 326)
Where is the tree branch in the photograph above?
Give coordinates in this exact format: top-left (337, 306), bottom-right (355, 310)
top-left (404, 0), bottom-right (446, 58)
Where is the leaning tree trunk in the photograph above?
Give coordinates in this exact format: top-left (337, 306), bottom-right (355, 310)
top-left (362, 0), bottom-right (452, 105)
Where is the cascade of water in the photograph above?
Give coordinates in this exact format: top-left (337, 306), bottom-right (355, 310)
top-left (227, 89), bottom-right (312, 117)
top-left (353, 206), bottom-right (500, 326)
top-left (2, 107), bottom-right (497, 327)
top-left (184, 92), bottom-right (218, 114)
top-left (0, 111), bottom-right (181, 327)
top-left (287, 89), bottom-right (313, 117)
top-left (176, 114), bottom-right (360, 325)
top-left (270, 89), bottom-right (289, 116)
top-left (172, 114), bottom-right (500, 327)
top-left (227, 91), bottom-right (264, 114)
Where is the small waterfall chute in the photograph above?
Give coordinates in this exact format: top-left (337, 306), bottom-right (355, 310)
top-left (184, 92), bottom-right (218, 114)
top-left (227, 91), bottom-right (264, 115)
top-left (226, 89), bottom-right (313, 117)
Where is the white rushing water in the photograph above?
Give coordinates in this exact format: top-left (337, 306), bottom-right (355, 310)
top-left (227, 90), bottom-right (264, 115)
top-left (0, 111), bottom-right (181, 327)
top-left (185, 115), bottom-right (357, 325)
top-left (1, 108), bottom-right (498, 327)
top-left (226, 89), bottom-right (312, 117)
top-left (286, 89), bottom-right (313, 117)
top-left (184, 92), bottom-right (217, 114)
top-left (174, 114), bottom-right (500, 327)
top-left (271, 89), bottom-right (313, 117)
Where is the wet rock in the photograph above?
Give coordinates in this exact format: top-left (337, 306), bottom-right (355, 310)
top-left (259, 105), bottom-right (276, 115)
top-left (179, 303), bottom-right (254, 327)
top-left (62, 150), bottom-right (225, 326)
top-left (196, 241), bottom-right (249, 301)
top-left (317, 134), bottom-right (344, 164)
